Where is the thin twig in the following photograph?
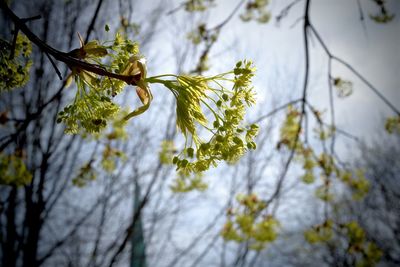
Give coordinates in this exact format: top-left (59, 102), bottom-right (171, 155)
top-left (44, 52), bottom-right (62, 80)
top-left (21, 15), bottom-right (42, 22)
top-left (212, 0), bottom-right (246, 31)
top-left (84, 0), bottom-right (104, 43)
top-left (327, 57), bottom-right (336, 154)
top-left (191, 0), bottom-right (246, 74)
top-left (276, 0), bottom-right (302, 25)
top-left (333, 55), bottom-right (400, 116)
top-left (289, 16), bottom-right (303, 29)
top-left (355, 0), bottom-right (368, 37)
top-left (309, 24), bottom-right (400, 116)
top-left (9, 28), bottom-right (19, 59)
top-left (252, 98), bottom-right (302, 124)
top-left (267, 0), bottom-right (311, 206)
top-left (166, 2), bottom-right (185, 15)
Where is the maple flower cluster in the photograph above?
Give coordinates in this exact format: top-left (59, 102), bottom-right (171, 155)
top-left (0, 33), bottom-right (32, 91)
top-left (57, 33), bottom-right (144, 133)
top-left (151, 60), bottom-right (258, 179)
top-left (221, 193), bottom-right (279, 250)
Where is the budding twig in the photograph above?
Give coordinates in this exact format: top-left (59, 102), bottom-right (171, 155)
top-left (0, 1), bottom-right (140, 86)
top-left (44, 52), bottom-right (62, 80)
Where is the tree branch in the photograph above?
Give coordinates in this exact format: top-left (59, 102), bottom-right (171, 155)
top-left (253, 98), bottom-right (302, 124)
top-left (266, 0), bottom-right (311, 206)
top-left (84, 0), bottom-right (104, 43)
top-left (0, 1), bottom-right (141, 86)
top-left (309, 24), bottom-right (400, 116)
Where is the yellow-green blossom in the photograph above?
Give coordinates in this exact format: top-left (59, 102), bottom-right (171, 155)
top-left (151, 60), bottom-right (258, 175)
top-left (0, 33), bottom-right (32, 91)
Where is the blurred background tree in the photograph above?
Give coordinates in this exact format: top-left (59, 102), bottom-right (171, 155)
top-left (0, 0), bottom-right (399, 267)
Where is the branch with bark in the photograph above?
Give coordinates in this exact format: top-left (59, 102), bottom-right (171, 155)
top-left (0, 1), bottom-right (141, 86)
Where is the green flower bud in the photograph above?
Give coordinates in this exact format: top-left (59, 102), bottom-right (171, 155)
top-left (247, 142), bottom-right (256, 150)
top-left (234, 68), bottom-right (241, 75)
top-left (216, 135), bottom-right (224, 142)
top-left (200, 143), bottom-right (210, 151)
top-left (233, 137), bottom-right (243, 145)
top-left (186, 147), bottom-right (194, 157)
top-left (213, 120), bottom-right (220, 128)
top-left (181, 159), bottom-right (189, 167)
top-left (92, 119), bottom-right (103, 125)
top-left (250, 124), bottom-right (259, 129)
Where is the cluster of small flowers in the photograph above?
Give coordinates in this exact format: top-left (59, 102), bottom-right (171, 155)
top-left (187, 24), bottom-right (208, 45)
top-left (221, 193), bottom-right (279, 250)
top-left (0, 152), bottom-right (32, 186)
top-left (57, 91), bottom-right (119, 134)
top-left (296, 147), bottom-right (369, 201)
top-left (170, 172), bottom-right (207, 193)
top-left (158, 140), bottom-right (208, 192)
top-left (339, 170), bottom-right (369, 201)
top-left (305, 220), bottom-right (382, 266)
top-left (369, 0), bottom-right (394, 24)
top-left (0, 33), bottom-right (32, 91)
top-left (159, 140), bottom-right (176, 165)
top-left (72, 161), bottom-right (97, 187)
top-left (385, 116), bottom-right (400, 134)
top-left (240, 0), bottom-right (271, 24)
top-left (101, 144), bottom-right (126, 173)
top-left (343, 221), bottom-right (382, 265)
top-left (184, 0), bottom-right (215, 12)
top-left (57, 33), bottom-right (141, 133)
top-left (278, 107), bottom-right (369, 201)
top-left (277, 106), bottom-right (302, 150)
top-left (333, 77), bottom-right (353, 98)
top-left (159, 60), bottom-right (259, 175)
top-left (299, 147), bottom-right (316, 184)
top-left (104, 33), bottom-right (140, 95)
top-left (304, 219), bottom-right (334, 244)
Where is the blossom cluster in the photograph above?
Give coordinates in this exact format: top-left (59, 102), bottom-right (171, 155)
top-left (0, 33), bottom-right (32, 91)
top-left (221, 193), bottom-right (279, 250)
top-left (57, 32), bottom-right (143, 133)
top-left (151, 60), bottom-right (258, 177)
